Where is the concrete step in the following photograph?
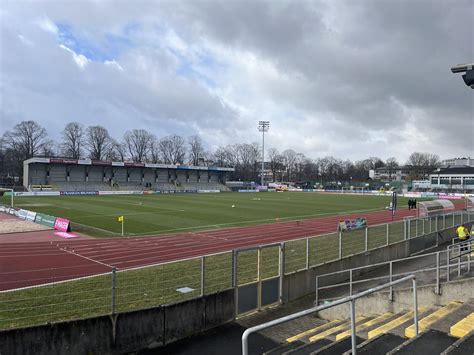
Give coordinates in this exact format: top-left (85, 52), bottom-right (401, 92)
top-left (345, 333), bottom-right (406, 355)
top-left (285, 319), bottom-right (344, 344)
top-left (310, 336), bottom-right (364, 355)
top-left (450, 313), bottom-right (474, 338)
top-left (367, 308), bottom-right (428, 339)
top-left (442, 330), bottom-right (474, 355)
top-left (335, 312), bottom-right (394, 341)
top-left (283, 339), bottom-right (333, 355)
top-left (405, 301), bottom-right (463, 338)
top-left (264, 340), bottom-right (306, 355)
top-left (388, 329), bottom-right (457, 354)
top-left (430, 299), bottom-right (474, 335)
top-left (308, 317), bottom-right (368, 343)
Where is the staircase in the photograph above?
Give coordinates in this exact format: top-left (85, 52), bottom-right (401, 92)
top-left (261, 299), bottom-right (474, 354)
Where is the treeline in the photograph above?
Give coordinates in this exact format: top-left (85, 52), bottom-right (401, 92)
top-left (0, 120), bottom-right (440, 183)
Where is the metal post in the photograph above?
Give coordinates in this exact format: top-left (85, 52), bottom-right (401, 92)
top-left (200, 256), bottom-right (205, 297)
top-left (452, 212), bottom-right (455, 227)
top-left (467, 247), bottom-right (471, 273)
top-left (279, 243), bottom-right (284, 302)
top-left (306, 238), bottom-right (310, 270)
top-left (349, 269), bottom-right (353, 296)
top-left (350, 299), bottom-right (357, 355)
top-left (415, 218), bottom-right (418, 237)
top-left (413, 278), bottom-right (419, 336)
top-left (386, 223), bottom-right (389, 245)
top-left (447, 248), bottom-right (450, 282)
top-left (458, 247), bottom-right (461, 277)
top-left (404, 219), bottom-right (407, 240)
top-left (111, 268), bottom-right (117, 315)
top-left (339, 231), bottom-right (343, 259)
top-left (389, 262), bottom-right (393, 301)
top-left (257, 248), bottom-right (261, 309)
top-left (315, 276), bottom-right (319, 305)
top-left (365, 228), bottom-right (368, 251)
top-left (443, 215), bottom-right (446, 230)
top-left (436, 252), bottom-right (440, 295)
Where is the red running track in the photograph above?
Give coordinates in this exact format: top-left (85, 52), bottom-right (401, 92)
top-left (0, 207), bottom-right (443, 291)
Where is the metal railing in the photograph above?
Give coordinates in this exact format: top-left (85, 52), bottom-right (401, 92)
top-left (242, 275), bottom-right (419, 355)
top-left (315, 240), bottom-right (474, 305)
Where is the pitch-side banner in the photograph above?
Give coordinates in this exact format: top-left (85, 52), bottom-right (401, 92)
top-left (54, 217), bottom-right (71, 232)
top-left (338, 217), bottom-right (368, 232)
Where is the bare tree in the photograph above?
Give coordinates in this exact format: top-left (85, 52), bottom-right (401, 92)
top-left (158, 134), bottom-right (186, 164)
top-left (385, 157), bottom-right (399, 177)
top-left (406, 152), bottom-right (440, 180)
top-left (267, 148), bottom-right (284, 181)
top-left (61, 122), bottom-right (84, 159)
top-left (85, 126), bottom-right (111, 160)
top-left (123, 129), bottom-right (152, 162)
top-left (2, 120), bottom-right (48, 159)
top-left (188, 135), bottom-right (205, 166)
top-left (281, 149), bottom-right (297, 181)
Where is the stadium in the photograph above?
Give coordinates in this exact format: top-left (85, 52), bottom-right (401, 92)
top-left (1, 156), bottom-right (473, 355)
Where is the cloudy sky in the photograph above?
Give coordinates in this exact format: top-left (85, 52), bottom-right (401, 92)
top-left (1, 0), bottom-right (473, 163)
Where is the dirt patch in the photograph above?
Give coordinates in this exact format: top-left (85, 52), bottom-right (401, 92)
top-left (0, 219), bottom-right (51, 234)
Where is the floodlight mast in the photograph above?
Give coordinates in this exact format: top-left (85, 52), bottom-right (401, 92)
top-left (258, 121), bottom-right (270, 187)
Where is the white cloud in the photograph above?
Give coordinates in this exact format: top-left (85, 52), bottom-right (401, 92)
top-left (36, 16), bottom-right (58, 35)
top-left (59, 44), bottom-right (89, 69)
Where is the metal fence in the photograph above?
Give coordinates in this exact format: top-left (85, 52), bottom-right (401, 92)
top-left (1, 209), bottom-right (472, 330)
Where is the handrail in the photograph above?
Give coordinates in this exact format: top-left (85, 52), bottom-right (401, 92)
top-left (242, 275), bottom-right (418, 355)
top-left (316, 239), bottom-right (474, 304)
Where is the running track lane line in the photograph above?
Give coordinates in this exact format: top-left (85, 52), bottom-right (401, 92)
top-left (59, 246), bottom-right (115, 270)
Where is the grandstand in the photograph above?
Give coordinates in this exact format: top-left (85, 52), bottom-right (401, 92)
top-left (22, 157), bottom-right (233, 192)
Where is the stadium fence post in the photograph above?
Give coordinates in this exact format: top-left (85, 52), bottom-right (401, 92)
top-left (111, 268), bottom-right (116, 315)
top-left (314, 275), bottom-right (319, 305)
top-left (386, 223), bottom-right (389, 245)
top-left (364, 228), bottom-right (368, 252)
top-left (279, 243), bottom-right (284, 303)
top-left (349, 269), bottom-right (353, 296)
top-left (435, 252), bottom-right (440, 295)
top-left (200, 256), bottom-right (205, 297)
top-left (305, 238), bottom-right (310, 270)
top-left (349, 299), bottom-right (357, 354)
top-left (338, 231), bottom-right (342, 259)
top-left (389, 261), bottom-right (393, 301)
top-left (403, 219), bottom-right (407, 240)
top-left (447, 248), bottom-right (450, 282)
top-left (443, 215), bottom-right (446, 229)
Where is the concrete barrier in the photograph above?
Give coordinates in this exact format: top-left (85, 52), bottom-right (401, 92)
top-left (0, 290), bottom-right (235, 355)
top-left (0, 315), bottom-right (113, 355)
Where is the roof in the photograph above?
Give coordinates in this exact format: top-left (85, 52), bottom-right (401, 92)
top-left (431, 166), bottom-right (474, 175)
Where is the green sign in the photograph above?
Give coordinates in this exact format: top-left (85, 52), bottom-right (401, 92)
top-left (34, 213), bottom-right (56, 228)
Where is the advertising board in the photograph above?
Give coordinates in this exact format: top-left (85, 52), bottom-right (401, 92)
top-left (54, 217), bottom-right (71, 232)
top-left (34, 213), bottom-right (57, 228)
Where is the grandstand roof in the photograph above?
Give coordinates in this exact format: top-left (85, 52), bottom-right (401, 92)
top-left (431, 166), bottom-right (474, 175)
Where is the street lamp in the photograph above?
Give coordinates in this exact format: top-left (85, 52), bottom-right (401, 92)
top-left (258, 121), bottom-right (270, 187)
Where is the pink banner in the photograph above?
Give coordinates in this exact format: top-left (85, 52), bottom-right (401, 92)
top-left (54, 217), bottom-right (71, 232)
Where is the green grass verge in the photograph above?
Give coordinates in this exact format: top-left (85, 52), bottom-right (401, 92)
top-left (2, 192), bottom-right (411, 237)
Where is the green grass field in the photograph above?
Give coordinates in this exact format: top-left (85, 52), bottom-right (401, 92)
top-left (2, 192), bottom-right (410, 237)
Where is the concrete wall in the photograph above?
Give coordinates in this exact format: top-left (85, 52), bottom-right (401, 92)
top-left (317, 277), bottom-right (474, 320)
top-left (282, 226), bottom-right (463, 303)
top-left (0, 290), bottom-right (235, 355)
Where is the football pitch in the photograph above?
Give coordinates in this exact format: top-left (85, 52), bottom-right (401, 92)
top-left (2, 192), bottom-right (409, 237)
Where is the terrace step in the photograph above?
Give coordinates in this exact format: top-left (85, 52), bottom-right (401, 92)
top-left (283, 339), bottom-right (333, 355)
top-left (405, 301), bottom-right (462, 338)
top-left (285, 319), bottom-right (343, 343)
top-left (263, 340), bottom-right (305, 354)
top-left (335, 312), bottom-right (393, 341)
top-left (367, 308), bottom-right (427, 339)
top-left (308, 316), bottom-right (369, 342)
top-left (450, 313), bottom-right (474, 338)
top-left (345, 333), bottom-right (406, 355)
top-left (310, 336), bottom-right (364, 354)
top-left (388, 329), bottom-right (457, 354)
top-left (442, 330), bottom-right (474, 355)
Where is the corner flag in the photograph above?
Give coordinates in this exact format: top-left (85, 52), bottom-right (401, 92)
top-left (118, 216), bottom-right (124, 222)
